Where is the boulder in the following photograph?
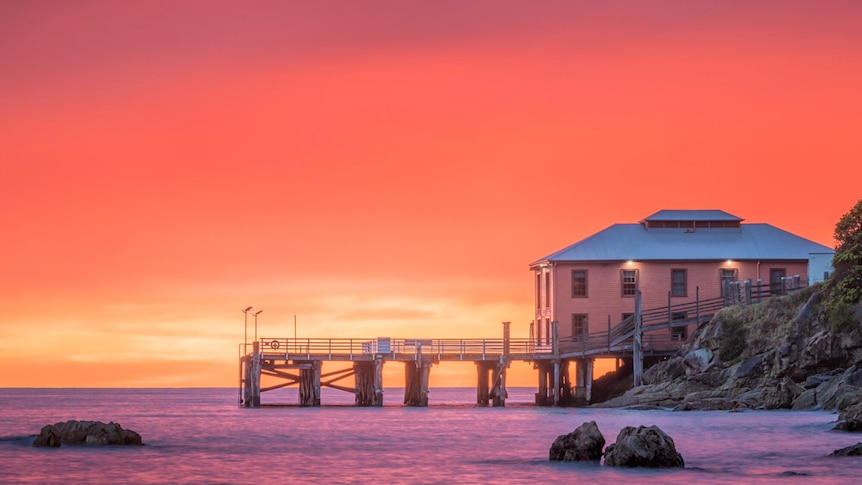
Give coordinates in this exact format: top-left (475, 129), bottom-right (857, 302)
top-left (759, 377), bottom-right (804, 409)
top-left (32, 420), bottom-right (143, 447)
top-left (791, 388), bottom-right (817, 410)
top-left (814, 367), bottom-right (862, 411)
top-left (803, 373), bottom-right (835, 389)
top-left (603, 425), bottom-right (684, 468)
top-left (830, 443), bottom-right (862, 456)
top-left (733, 355), bottom-right (765, 379)
top-left (549, 421), bottom-right (605, 462)
top-left (683, 348), bottom-right (714, 375)
top-left (834, 404), bottom-right (862, 432)
top-left (32, 425), bottom-right (62, 447)
top-left (643, 357), bottom-right (686, 385)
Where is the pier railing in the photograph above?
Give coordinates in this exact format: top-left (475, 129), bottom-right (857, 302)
top-left (554, 277), bottom-right (805, 358)
top-left (252, 337), bottom-right (537, 361)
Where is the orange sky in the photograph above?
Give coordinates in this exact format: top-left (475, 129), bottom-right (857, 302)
top-left (1, 1), bottom-right (860, 388)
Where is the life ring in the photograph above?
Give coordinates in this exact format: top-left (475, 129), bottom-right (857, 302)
top-left (270, 340), bottom-right (280, 350)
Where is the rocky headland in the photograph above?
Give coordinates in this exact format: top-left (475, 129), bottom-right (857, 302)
top-left (594, 285), bottom-right (862, 413)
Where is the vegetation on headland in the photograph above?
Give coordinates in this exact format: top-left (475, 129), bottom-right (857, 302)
top-left (595, 198), bottom-right (862, 411)
top-left (824, 198), bottom-right (862, 331)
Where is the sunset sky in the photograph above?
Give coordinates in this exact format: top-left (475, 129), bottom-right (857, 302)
top-left (1, 1), bottom-right (860, 389)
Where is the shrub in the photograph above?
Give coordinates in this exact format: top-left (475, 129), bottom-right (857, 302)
top-left (824, 199), bottom-right (862, 327)
top-left (718, 311), bottom-right (746, 362)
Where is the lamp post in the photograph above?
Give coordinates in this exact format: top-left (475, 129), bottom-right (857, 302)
top-left (241, 306), bottom-right (253, 349)
top-left (253, 310), bottom-right (263, 342)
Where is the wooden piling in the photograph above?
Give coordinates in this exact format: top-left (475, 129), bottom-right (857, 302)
top-left (491, 357), bottom-right (507, 407)
top-left (574, 359), bottom-right (594, 404)
top-left (552, 320), bottom-right (560, 406)
top-left (241, 355), bottom-right (253, 408)
top-left (404, 360), bottom-right (431, 406)
top-left (354, 361), bottom-right (375, 406)
top-left (251, 341), bottom-right (262, 408)
top-left (374, 357), bottom-right (384, 406)
top-left (559, 360), bottom-right (572, 405)
top-left (633, 290), bottom-right (643, 387)
top-left (299, 360), bottom-right (321, 406)
top-left (354, 359), bottom-right (384, 407)
top-left (476, 361), bottom-right (492, 406)
top-left (535, 361), bottom-right (551, 405)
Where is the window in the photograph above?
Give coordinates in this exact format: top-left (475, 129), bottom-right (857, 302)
top-left (770, 268), bottom-right (786, 294)
top-left (544, 271), bottom-right (551, 307)
top-left (671, 269), bottom-right (687, 297)
top-left (671, 312), bottom-right (688, 341)
top-left (720, 268), bottom-right (738, 296)
top-left (545, 318), bottom-right (551, 346)
top-left (535, 273), bottom-right (541, 309)
top-left (571, 314), bottom-right (588, 339)
top-left (621, 269), bottom-right (638, 297)
top-left (572, 270), bottom-right (588, 298)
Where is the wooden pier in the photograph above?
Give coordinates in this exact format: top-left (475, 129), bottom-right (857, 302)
top-left (239, 280), bottom-right (805, 408)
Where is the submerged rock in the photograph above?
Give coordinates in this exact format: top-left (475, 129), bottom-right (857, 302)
top-left (603, 425), bottom-right (684, 468)
top-left (32, 420), bottom-right (143, 447)
top-left (549, 421), bottom-right (605, 462)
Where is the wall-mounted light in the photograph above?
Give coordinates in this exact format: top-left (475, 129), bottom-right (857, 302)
top-left (627, 260), bottom-right (634, 266)
top-left (726, 259), bottom-right (733, 265)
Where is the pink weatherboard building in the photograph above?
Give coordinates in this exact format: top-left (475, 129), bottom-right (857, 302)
top-left (530, 210), bottom-right (835, 352)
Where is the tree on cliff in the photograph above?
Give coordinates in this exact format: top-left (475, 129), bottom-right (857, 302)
top-left (824, 198), bottom-right (862, 328)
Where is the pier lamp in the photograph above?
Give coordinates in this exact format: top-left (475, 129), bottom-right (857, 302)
top-left (253, 310), bottom-right (263, 342)
top-left (241, 306), bottom-right (253, 348)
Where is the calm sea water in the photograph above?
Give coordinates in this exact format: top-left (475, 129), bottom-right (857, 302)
top-left (0, 387), bottom-right (859, 484)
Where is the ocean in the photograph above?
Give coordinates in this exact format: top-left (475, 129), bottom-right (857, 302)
top-left (0, 387), bottom-right (859, 484)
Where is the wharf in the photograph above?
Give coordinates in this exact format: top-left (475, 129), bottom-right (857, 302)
top-left (239, 280), bottom-right (802, 408)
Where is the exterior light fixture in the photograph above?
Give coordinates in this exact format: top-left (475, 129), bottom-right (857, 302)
top-left (241, 306), bottom-right (253, 348)
top-left (253, 310), bottom-right (263, 342)
top-left (627, 260), bottom-right (634, 265)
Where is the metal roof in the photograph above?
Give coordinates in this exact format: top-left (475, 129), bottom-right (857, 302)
top-left (642, 209), bottom-right (743, 222)
top-left (532, 223), bottom-right (834, 265)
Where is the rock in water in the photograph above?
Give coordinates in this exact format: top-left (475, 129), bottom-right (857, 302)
top-left (834, 403), bottom-right (862, 431)
top-left (549, 421), bottom-right (606, 462)
top-left (32, 425), bottom-right (62, 447)
top-left (603, 425), bottom-right (684, 468)
top-left (32, 420), bottom-right (143, 447)
top-left (830, 443), bottom-right (862, 456)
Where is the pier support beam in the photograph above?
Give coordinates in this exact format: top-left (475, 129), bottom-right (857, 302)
top-left (535, 360), bottom-right (572, 406)
top-left (633, 290), bottom-right (644, 387)
top-left (241, 355), bottom-right (252, 408)
top-left (535, 361), bottom-right (549, 405)
top-left (534, 360), bottom-right (574, 406)
top-left (495, 321), bottom-right (509, 407)
top-left (355, 359), bottom-right (384, 407)
top-left (476, 358), bottom-right (507, 407)
top-left (404, 360), bottom-right (431, 406)
top-left (574, 359), bottom-right (594, 405)
top-left (476, 361), bottom-right (492, 406)
top-left (299, 360), bottom-right (321, 407)
top-left (243, 341), bottom-right (262, 408)
top-left (491, 357), bottom-right (507, 407)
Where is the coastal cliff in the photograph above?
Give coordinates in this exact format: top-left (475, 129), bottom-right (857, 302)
top-left (595, 285), bottom-right (862, 411)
